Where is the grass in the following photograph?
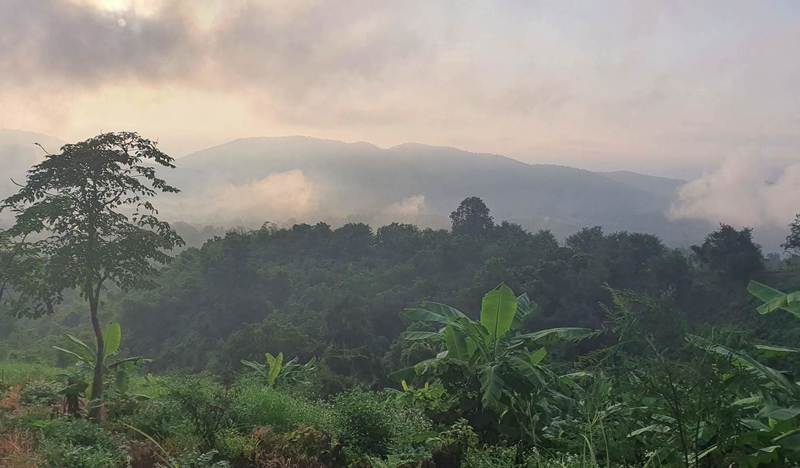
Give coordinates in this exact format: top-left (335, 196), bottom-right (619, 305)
top-left (0, 362), bottom-right (58, 388)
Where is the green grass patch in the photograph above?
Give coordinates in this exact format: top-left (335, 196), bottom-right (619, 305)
top-left (0, 361), bottom-right (59, 388)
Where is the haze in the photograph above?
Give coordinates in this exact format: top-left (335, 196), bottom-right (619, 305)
top-left (1, 0), bottom-right (799, 237)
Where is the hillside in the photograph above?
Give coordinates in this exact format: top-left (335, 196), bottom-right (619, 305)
top-left (172, 136), bottom-right (709, 244)
top-left (0, 131), bottom-right (711, 244)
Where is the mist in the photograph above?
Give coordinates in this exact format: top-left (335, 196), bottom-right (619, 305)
top-left (670, 158), bottom-right (800, 229)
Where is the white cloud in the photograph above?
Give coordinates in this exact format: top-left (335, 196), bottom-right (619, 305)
top-left (383, 195), bottom-right (426, 219)
top-left (669, 158), bottom-right (800, 228)
top-left (169, 170), bottom-right (319, 223)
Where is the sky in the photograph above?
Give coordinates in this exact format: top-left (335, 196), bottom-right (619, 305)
top-left (1, 0), bottom-right (799, 179)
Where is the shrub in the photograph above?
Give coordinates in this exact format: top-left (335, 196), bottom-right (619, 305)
top-left (38, 417), bottom-right (128, 468)
top-left (122, 397), bottom-right (191, 441)
top-left (20, 380), bottom-right (62, 407)
top-left (214, 428), bottom-right (257, 464)
top-left (333, 389), bottom-right (394, 457)
top-left (233, 382), bottom-right (334, 433)
top-left (251, 425), bottom-right (344, 467)
top-left (333, 388), bottom-right (433, 460)
top-left (429, 419), bottom-right (479, 467)
top-left (161, 375), bottom-right (234, 449)
top-left (462, 445), bottom-right (516, 468)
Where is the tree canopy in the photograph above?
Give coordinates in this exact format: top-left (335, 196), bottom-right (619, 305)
top-left (1, 131), bottom-right (183, 419)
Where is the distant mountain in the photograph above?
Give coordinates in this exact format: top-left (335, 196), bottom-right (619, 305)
top-left (0, 131), bottom-right (717, 246)
top-left (170, 136), bottom-right (711, 245)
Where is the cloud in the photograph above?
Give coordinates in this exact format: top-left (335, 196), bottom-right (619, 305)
top-left (0, 0), bottom-right (421, 92)
top-left (383, 195), bottom-right (426, 219)
top-left (167, 169), bottom-right (319, 223)
top-left (0, 0), bottom-right (200, 87)
top-left (2, 0), bottom-right (800, 172)
top-left (669, 158), bottom-right (800, 228)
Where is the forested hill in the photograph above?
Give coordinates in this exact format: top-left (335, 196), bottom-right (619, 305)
top-left (0, 130), bottom-right (726, 246)
top-left (170, 136), bottom-right (709, 244)
top-left (112, 198), bottom-right (786, 391)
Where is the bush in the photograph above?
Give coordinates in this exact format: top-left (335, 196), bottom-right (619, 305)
top-left (462, 445), bottom-right (516, 468)
top-left (214, 428), bottom-right (257, 464)
top-left (38, 417), bottom-right (128, 468)
top-left (429, 419), bottom-right (478, 467)
top-left (333, 388), bottom-right (432, 460)
top-left (251, 425), bottom-right (345, 467)
top-left (333, 389), bottom-right (394, 457)
top-left (20, 380), bottom-right (62, 407)
top-left (122, 397), bottom-right (191, 442)
top-left (161, 375), bottom-right (234, 450)
top-left (233, 382), bottom-right (334, 433)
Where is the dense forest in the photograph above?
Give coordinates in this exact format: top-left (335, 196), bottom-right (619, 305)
top-left (3, 133), bottom-right (800, 467)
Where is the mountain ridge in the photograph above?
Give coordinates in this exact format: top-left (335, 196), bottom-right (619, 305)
top-left (1, 130), bottom-right (709, 246)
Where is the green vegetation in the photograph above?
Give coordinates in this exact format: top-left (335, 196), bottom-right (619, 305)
top-left (3, 132), bottom-right (800, 466)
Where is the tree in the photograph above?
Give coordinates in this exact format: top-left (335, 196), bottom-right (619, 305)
top-left (783, 214), bottom-right (800, 256)
top-left (691, 224), bottom-right (763, 283)
top-left (0, 132), bottom-right (183, 420)
top-left (450, 197), bottom-right (494, 236)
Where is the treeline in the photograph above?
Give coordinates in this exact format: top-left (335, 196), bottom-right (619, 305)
top-left (119, 196), bottom-right (791, 391)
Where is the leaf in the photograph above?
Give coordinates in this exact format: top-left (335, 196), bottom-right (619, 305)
top-left (508, 356), bottom-right (546, 386)
top-left (480, 283), bottom-right (517, 343)
top-left (755, 344), bottom-right (800, 355)
top-left (517, 327), bottom-right (597, 343)
top-left (241, 360), bottom-right (266, 375)
top-left (388, 366), bottom-right (416, 383)
top-left (748, 280), bottom-right (786, 303)
top-left (64, 333), bottom-right (95, 363)
top-left (514, 293), bottom-right (540, 327)
top-left (740, 418), bottom-right (770, 431)
top-left (529, 347), bottom-right (547, 365)
top-left (53, 345), bottom-right (91, 365)
top-left (103, 322), bottom-right (121, 358)
top-left (480, 364), bottom-right (506, 410)
top-left (402, 331), bottom-right (441, 341)
top-left (403, 307), bottom-right (449, 324)
top-left (688, 334), bottom-right (798, 395)
top-left (760, 405), bottom-right (800, 421)
top-left (444, 325), bottom-right (475, 360)
top-left (266, 352), bottom-right (284, 387)
top-left (748, 281), bottom-right (800, 319)
top-left (403, 302), bottom-right (468, 324)
top-left (628, 424), bottom-right (671, 437)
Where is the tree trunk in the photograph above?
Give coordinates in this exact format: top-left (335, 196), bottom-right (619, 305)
top-left (88, 290), bottom-right (105, 422)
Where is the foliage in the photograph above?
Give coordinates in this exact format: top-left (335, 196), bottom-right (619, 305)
top-left (38, 417), bottom-right (128, 468)
top-left (251, 425), bottom-right (344, 467)
top-left (1, 132), bottom-right (183, 420)
top-left (4, 176), bottom-right (798, 466)
top-left (332, 388), bottom-right (432, 460)
top-left (783, 214), bottom-right (800, 256)
top-left (450, 196), bottom-right (494, 236)
top-left (19, 379), bottom-right (62, 406)
top-left (53, 322), bottom-right (150, 415)
top-left (396, 283), bottom-right (595, 443)
top-left (691, 224), bottom-right (764, 283)
top-left (241, 352), bottom-right (317, 390)
top-left (160, 375), bottom-right (234, 450)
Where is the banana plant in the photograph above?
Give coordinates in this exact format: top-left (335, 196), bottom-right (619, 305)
top-left (241, 352), bottom-right (317, 388)
top-left (394, 283), bottom-right (596, 411)
top-left (686, 281), bottom-right (800, 466)
top-left (53, 322), bottom-right (150, 405)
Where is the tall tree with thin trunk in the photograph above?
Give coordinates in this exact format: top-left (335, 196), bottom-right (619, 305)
top-left (1, 132), bottom-right (183, 421)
